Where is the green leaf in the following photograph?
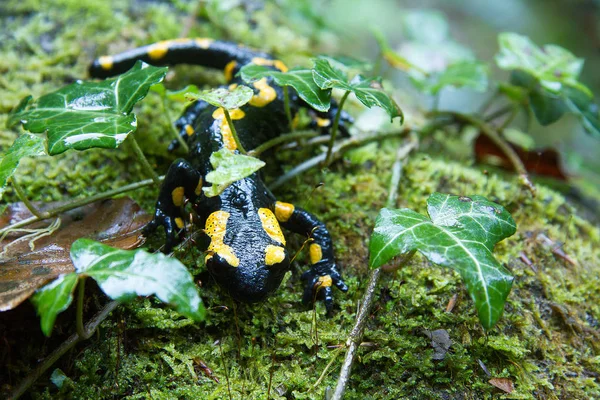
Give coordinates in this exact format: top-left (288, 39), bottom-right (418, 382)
top-left (563, 86), bottom-right (600, 137)
top-left (7, 61), bottom-right (167, 155)
top-left (369, 193), bottom-right (516, 329)
top-left (71, 239), bottom-right (205, 322)
top-left (312, 58), bottom-right (403, 121)
top-left (402, 9), bottom-right (449, 43)
top-left (31, 273), bottom-right (79, 336)
top-left (240, 64), bottom-right (331, 112)
top-left (151, 83), bottom-right (201, 103)
top-left (187, 85), bottom-right (253, 110)
top-left (496, 32), bottom-right (591, 97)
top-left (0, 133), bottom-right (46, 201)
top-left (203, 148), bottom-right (265, 197)
top-left (410, 61), bottom-right (488, 95)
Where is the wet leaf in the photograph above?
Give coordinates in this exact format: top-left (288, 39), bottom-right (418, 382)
top-left (488, 377), bottom-right (514, 393)
top-left (474, 134), bottom-right (568, 180)
top-left (0, 133), bottom-right (46, 201)
top-left (203, 148), bottom-right (265, 197)
top-left (7, 61), bottom-right (167, 155)
top-left (496, 32), bottom-right (590, 96)
top-left (312, 58), bottom-right (403, 121)
top-left (30, 273), bottom-right (78, 336)
top-left (0, 197), bottom-right (149, 311)
top-left (410, 60), bottom-right (488, 95)
top-left (240, 64), bottom-right (331, 112)
top-left (187, 85), bottom-right (253, 110)
top-left (151, 83), bottom-right (200, 103)
top-left (70, 239), bottom-right (205, 321)
top-left (369, 193), bottom-right (516, 329)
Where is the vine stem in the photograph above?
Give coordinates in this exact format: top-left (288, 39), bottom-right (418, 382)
top-left (248, 130), bottom-right (318, 157)
top-left (224, 108), bottom-right (247, 154)
top-left (0, 176), bottom-right (163, 236)
top-left (128, 136), bottom-right (161, 185)
top-left (283, 86), bottom-right (294, 132)
top-left (76, 277), bottom-right (92, 340)
top-left (159, 94), bottom-right (189, 153)
top-left (324, 90), bottom-right (350, 166)
top-left (9, 177), bottom-right (47, 219)
top-left (430, 111), bottom-right (536, 196)
top-left (9, 300), bottom-right (120, 400)
top-left (331, 137), bottom-right (418, 400)
top-left (269, 128), bottom-right (411, 190)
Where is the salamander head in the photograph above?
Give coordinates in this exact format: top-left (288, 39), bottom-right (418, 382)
top-left (203, 208), bottom-right (290, 303)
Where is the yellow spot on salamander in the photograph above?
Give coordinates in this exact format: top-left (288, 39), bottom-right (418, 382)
top-left (251, 57), bottom-right (288, 72)
top-left (275, 201), bottom-right (295, 222)
top-left (317, 275), bottom-right (332, 288)
top-left (147, 41), bottom-right (170, 60)
top-left (228, 83), bottom-right (238, 90)
top-left (194, 177), bottom-right (203, 196)
top-left (172, 186), bottom-right (185, 207)
top-left (291, 113), bottom-right (300, 130)
top-left (175, 217), bottom-right (185, 229)
top-left (98, 56), bottom-right (113, 70)
top-left (204, 211), bottom-right (239, 267)
top-left (316, 117), bottom-right (331, 128)
top-left (185, 124), bottom-right (195, 136)
top-left (265, 245), bottom-right (286, 266)
top-left (212, 108), bottom-right (246, 151)
top-left (224, 61), bottom-right (237, 82)
top-left (249, 78), bottom-right (277, 107)
top-left (195, 38), bottom-right (213, 49)
top-left (258, 208), bottom-right (286, 245)
top-left (309, 243), bottom-right (322, 264)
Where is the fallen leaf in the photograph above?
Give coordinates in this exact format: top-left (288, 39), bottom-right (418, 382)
top-left (474, 134), bottom-right (568, 180)
top-left (488, 377), bottom-right (514, 393)
top-left (0, 197), bottom-right (149, 311)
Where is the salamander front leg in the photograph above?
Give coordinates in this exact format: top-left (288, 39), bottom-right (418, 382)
top-left (144, 158), bottom-right (203, 251)
top-left (273, 201), bottom-right (348, 312)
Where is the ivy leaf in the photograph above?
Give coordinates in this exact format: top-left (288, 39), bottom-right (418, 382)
top-left (312, 58), bottom-right (403, 121)
top-left (203, 148), bottom-right (265, 197)
top-left (563, 86), bottom-right (600, 137)
top-left (0, 133), bottom-right (46, 201)
top-left (369, 193), bottom-right (516, 329)
top-left (187, 85), bottom-right (253, 110)
top-left (240, 64), bottom-right (331, 112)
top-left (496, 32), bottom-right (591, 96)
top-left (30, 274), bottom-right (79, 337)
top-left (7, 61), bottom-right (167, 155)
top-left (71, 239), bottom-right (205, 321)
top-left (410, 61), bottom-right (488, 95)
top-left (151, 83), bottom-right (201, 103)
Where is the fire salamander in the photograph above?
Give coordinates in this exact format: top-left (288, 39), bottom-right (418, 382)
top-left (90, 39), bottom-right (350, 310)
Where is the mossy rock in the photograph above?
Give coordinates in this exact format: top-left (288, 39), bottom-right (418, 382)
top-left (1, 1), bottom-right (598, 399)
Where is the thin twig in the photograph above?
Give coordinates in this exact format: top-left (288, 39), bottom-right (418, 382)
top-left (76, 277), bottom-right (92, 340)
top-left (331, 138), bottom-right (417, 399)
top-left (160, 94), bottom-right (189, 153)
top-left (324, 91), bottom-right (350, 166)
top-left (269, 128), bottom-right (411, 190)
top-left (9, 300), bottom-right (120, 400)
top-left (484, 104), bottom-right (514, 123)
top-left (129, 136), bottom-right (161, 185)
top-left (248, 130), bottom-right (318, 157)
top-left (431, 111), bottom-right (536, 196)
top-left (9, 177), bottom-right (47, 219)
top-left (0, 176), bottom-right (163, 236)
top-left (283, 86), bottom-right (294, 132)
top-left (224, 108), bottom-right (246, 154)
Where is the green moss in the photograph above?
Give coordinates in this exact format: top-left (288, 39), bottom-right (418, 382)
top-left (1, 1), bottom-right (599, 399)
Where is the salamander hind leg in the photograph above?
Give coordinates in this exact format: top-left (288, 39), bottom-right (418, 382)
top-left (144, 158), bottom-right (203, 252)
top-left (273, 201), bottom-right (348, 312)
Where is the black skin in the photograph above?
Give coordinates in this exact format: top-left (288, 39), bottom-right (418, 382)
top-left (90, 39), bottom-right (351, 311)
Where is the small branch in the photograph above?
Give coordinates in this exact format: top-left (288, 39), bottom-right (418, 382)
top-left (76, 277), bottom-right (92, 340)
top-left (498, 106), bottom-right (520, 132)
top-left (431, 111), bottom-right (536, 196)
top-left (9, 300), bottom-right (120, 400)
top-left (477, 89), bottom-right (499, 115)
top-left (324, 90), bottom-right (351, 166)
top-left (331, 139), bottom-right (417, 399)
top-left (283, 86), bottom-right (294, 132)
top-left (9, 177), bottom-right (47, 219)
top-left (0, 176), bottom-right (163, 236)
top-left (484, 104), bottom-right (514, 123)
top-left (269, 128), bottom-right (410, 190)
top-left (224, 109), bottom-right (247, 154)
top-left (129, 136), bottom-right (161, 185)
top-left (248, 130), bottom-right (318, 157)
top-left (160, 94), bottom-right (189, 153)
